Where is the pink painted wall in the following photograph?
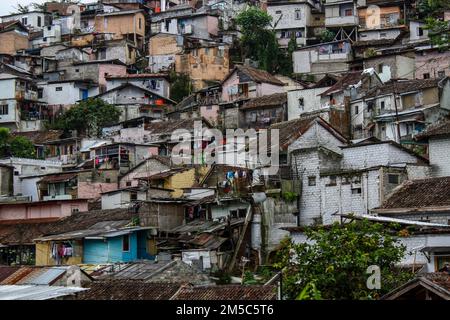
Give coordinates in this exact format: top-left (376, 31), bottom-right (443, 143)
top-left (78, 182), bottom-right (118, 200)
top-left (207, 16), bottom-right (219, 36)
top-left (415, 50), bottom-right (450, 79)
top-left (257, 83), bottom-right (285, 97)
top-left (221, 72), bottom-right (239, 102)
top-left (0, 200), bottom-right (89, 221)
top-left (200, 105), bottom-right (220, 125)
top-left (99, 64), bottom-right (127, 89)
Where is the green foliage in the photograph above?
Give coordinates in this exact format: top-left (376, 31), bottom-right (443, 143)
top-left (296, 282), bottom-right (323, 300)
top-left (49, 98), bottom-right (121, 137)
top-left (169, 71), bottom-right (193, 103)
top-left (418, 0), bottom-right (450, 17)
top-left (282, 191), bottom-right (298, 202)
top-left (0, 128), bottom-right (35, 158)
top-left (273, 220), bottom-right (412, 300)
top-left (242, 271), bottom-right (259, 285)
top-left (424, 17), bottom-right (450, 49)
top-left (320, 29), bottom-right (336, 43)
top-left (213, 271), bottom-right (232, 285)
top-left (235, 6), bottom-right (284, 74)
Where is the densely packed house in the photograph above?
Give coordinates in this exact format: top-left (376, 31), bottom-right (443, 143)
top-left (0, 0), bottom-right (449, 300)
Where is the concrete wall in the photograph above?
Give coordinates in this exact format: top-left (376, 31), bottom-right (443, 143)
top-left (0, 200), bottom-right (88, 221)
top-left (415, 49), bottom-right (450, 79)
top-left (287, 87), bottom-right (330, 120)
top-left (429, 136), bottom-right (450, 177)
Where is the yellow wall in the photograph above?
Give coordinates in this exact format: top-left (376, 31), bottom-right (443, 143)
top-left (35, 241), bottom-right (83, 266)
top-left (165, 166), bottom-right (210, 198)
top-left (95, 12), bottom-right (145, 40)
top-left (0, 32), bottom-right (29, 55)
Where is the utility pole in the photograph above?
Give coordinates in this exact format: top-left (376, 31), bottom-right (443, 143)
top-left (391, 78), bottom-right (402, 144)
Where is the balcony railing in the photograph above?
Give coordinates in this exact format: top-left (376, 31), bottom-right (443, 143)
top-left (15, 90), bottom-right (38, 101)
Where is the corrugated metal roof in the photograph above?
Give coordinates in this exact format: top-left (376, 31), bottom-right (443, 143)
top-left (0, 285), bottom-right (87, 300)
top-left (17, 267), bottom-right (67, 286)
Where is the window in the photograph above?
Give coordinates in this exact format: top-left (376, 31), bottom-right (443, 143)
top-left (38, 88), bottom-right (43, 99)
top-left (308, 176), bottom-right (316, 186)
top-left (354, 105), bottom-right (359, 115)
top-left (37, 16), bottom-right (42, 27)
top-left (438, 71), bottom-right (446, 78)
top-left (344, 8), bottom-right (353, 16)
top-left (14, 171), bottom-right (19, 176)
top-left (295, 10), bottom-right (301, 20)
top-left (380, 101), bottom-right (385, 111)
top-left (75, 69), bottom-right (80, 73)
top-left (22, 17), bottom-right (28, 25)
top-left (351, 188), bottom-right (362, 194)
top-left (275, 10), bottom-right (282, 14)
top-left (139, 18), bottom-right (142, 29)
top-left (238, 209), bottom-right (247, 218)
top-left (122, 234), bottom-right (130, 252)
top-left (130, 192), bottom-right (137, 201)
top-left (230, 210), bottom-right (238, 218)
top-left (378, 63), bottom-right (384, 73)
top-left (417, 27), bottom-right (424, 37)
top-left (126, 181), bottom-right (132, 187)
top-left (328, 176), bottom-right (337, 186)
top-left (298, 97), bottom-right (304, 108)
top-left (380, 32), bottom-right (387, 38)
top-left (56, 87), bottom-right (63, 91)
top-left (105, 178), bottom-right (111, 183)
top-left (0, 105), bottom-right (8, 115)
top-left (388, 174), bottom-right (399, 184)
top-left (423, 73), bottom-right (430, 79)
top-left (205, 47), bottom-right (210, 55)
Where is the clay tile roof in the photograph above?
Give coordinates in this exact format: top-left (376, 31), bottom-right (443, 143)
top-left (424, 272), bottom-right (450, 292)
top-left (364, 79), bottom-right (439, 99)
top-left (416, 120), bottom-right (450, 139)
top-left (144, 118), bottom-right (210, 135)
top-left (380, 177), bottom-right (450, 211)
top-left (241, 92), bottom-right (287, 110)
top-left (234, 65), bottom-right (284, 86)
top-left (0, 208), bottom-right (135, 246)
top-left (39, 173), bottom-right (78, 184)
top-left (171, 284), bottom-right (277, 300)
top-left (320, 71), bottom-right (365, 96)
top-left (75, 281), bottom-right (182, 300)
top-left (269, 116), bottom-right (316, 150)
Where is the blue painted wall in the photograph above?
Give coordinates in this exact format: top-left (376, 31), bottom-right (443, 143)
top-left (137, 231), bottom-right (156, 260)
top-left (83, 233), bottom-right (139, 264)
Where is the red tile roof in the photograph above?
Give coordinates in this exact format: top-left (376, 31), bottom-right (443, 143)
top-left (241, 92), bottom-right (287, 110)
top-left (76, 281), bottom-right (182, 300)
top-left (171, 284), bottom-right (277, 300)
top-left (379, 177), bottom-right (450, 211)
top-left (416, 120), bottom-right (450, 139)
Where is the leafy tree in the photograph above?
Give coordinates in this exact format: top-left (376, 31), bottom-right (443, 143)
top-left (169, 71), bottom-right (193, 103)
top-left (273, 220), bottom-right (413, 300)
top-left (14, 4), bottom-right (30, 14)
top-left (424, 17), bottom-right (450, 49)
top-left (0, 128), bottom-right (35, 158)
top-left (418, 0), bottom-right (450, 17)
top-left (235, 6), bottom-right (282, 74)
top-left (320, 29), bottom-right (336, 43)
top-left (50, 98), bottom-right (121, 137)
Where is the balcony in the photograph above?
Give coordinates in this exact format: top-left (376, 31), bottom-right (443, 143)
top-left (15, 90), bottom-right (38, 101)
top-left (325, 15), bottom-right (359, 27)
top-left (43, 194), bottom-right (73, 201)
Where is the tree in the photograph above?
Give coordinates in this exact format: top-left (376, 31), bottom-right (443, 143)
top-left (424, 17), bottom-right (450, 49)
top-left (50, 98), bottom-right (121, 137)
top-left (273, 220), bottom-right (413, 300)
top-left (235, 6), bottom-right (282, 74)
top-left (169, 71), bottom-right (193, 103)
top-left (0, 128), bottom-right (35, 158)
top-left (14, 4), bottom-right (30, 14)
top-left (320, 29), bottom-right (336, 43)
